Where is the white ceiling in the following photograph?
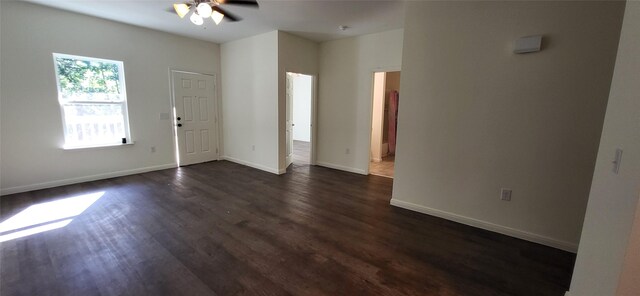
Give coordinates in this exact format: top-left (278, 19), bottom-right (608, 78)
top-left (22, 0), bottom-right (406, 44)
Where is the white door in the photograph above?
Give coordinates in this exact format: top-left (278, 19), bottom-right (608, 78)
top-left (285, 73), bottom-right (294, 166)
top-left (172, 71), bottom-right (218, 166)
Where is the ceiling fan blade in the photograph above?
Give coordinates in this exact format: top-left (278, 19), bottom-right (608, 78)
top-left (166, 3), bottom-right (192, 15)
top-left (212, 6), bottom-right (241, 22)
top-left (218, 0), bottom-right (259, 8)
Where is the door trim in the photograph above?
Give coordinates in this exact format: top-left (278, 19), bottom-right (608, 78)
top-left (310, 74), bottom-right (318, 166)
top-left (169, 69), bottom-right (220, 166)
top-left (285, 73), bottom-right (294, 167)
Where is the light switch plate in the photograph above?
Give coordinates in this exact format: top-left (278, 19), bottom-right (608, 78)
top-left (613, 148), bottom-right (623, 174)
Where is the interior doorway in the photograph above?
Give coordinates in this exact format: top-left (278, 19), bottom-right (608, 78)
top-left (170, 70), bottom-right (219, 166)
top-left (369, 71), bottom-right (400, 178)
top-left (286, 72), bottom-right (314, 167)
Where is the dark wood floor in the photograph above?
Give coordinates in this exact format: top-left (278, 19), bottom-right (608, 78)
top-left (0, 161), bottom-right (575, 296)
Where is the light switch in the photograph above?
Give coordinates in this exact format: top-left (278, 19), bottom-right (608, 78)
top-left (613, 148), bottom-right (623, 174)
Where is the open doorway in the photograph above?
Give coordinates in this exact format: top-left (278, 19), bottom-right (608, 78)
top-left (286, 72), bottom-right (314, 167)
top-left (370, 71), bottom-right (400, 178)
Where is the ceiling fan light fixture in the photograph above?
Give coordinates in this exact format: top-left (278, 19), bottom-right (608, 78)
top-left (190, 12), bottom-right (204, 25)
top-left (211, 10), bottom-right (225, 25)
top-left (196, 3), bottom-right (213, 18)
top-left (173, 3), bottom-right (190, 18)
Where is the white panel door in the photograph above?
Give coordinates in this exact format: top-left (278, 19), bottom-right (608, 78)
top-left (172, 71), bottom-right (218, 166)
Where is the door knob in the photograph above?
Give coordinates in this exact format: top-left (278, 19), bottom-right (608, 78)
top-left (176, 117), bottom-right (181, 121)
top-left (177, 123), bottom-right (182, 127)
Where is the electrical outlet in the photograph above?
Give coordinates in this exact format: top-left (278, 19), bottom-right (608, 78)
top-left (150, 146), bottom-right (156, 153)
top-left (345, 148), bottom-right (350, 154)
top-left (500, 188), bottom-right (512, 201)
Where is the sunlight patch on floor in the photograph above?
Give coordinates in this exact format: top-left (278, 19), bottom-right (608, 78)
top-left (0, 191), bottom-right (104, 242)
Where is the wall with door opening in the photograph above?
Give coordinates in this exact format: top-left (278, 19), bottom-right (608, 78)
top-left (316, 29), bottom-right (404, 174)
top-left (277, 32), bottom-right (319, 172)
top-left (0, 2), bottom-right (221, 195)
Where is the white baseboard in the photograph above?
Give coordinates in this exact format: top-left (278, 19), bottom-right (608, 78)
top-left (1, 163), bottom-right (177, 196)
top-left (390, 198), bottom-right (578, 253)
top-left (222, 156), bottom-right (281, 175)
top-left (371, 157), bottom-right (383, 163)
top-left (316, 161), bottom-right (367, 175)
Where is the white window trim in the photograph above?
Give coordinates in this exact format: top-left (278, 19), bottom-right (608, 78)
top-left (52, 53), bottom-right (132, 149)
top-left (62, 141), bottom-right (135, 151)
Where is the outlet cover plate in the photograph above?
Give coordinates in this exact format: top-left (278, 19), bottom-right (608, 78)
top-left (501, 188), bottom-right (512, 201)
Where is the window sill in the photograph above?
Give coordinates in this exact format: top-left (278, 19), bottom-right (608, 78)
top-left (63, 142), bottom-right (135, 151)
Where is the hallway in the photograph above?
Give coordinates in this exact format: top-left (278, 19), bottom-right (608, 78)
top-left (293, 140), bottom-right (310, 165)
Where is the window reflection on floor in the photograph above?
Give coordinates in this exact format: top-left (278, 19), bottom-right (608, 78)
top-left (0, 191), bottom-right (104, 242)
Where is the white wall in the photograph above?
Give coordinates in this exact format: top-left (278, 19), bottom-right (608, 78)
top-left (277, 32), bottom-right (319, 171)
top-left (220, 31), bottom-right (279, 174)
top-left (317, 29), bottom-right (403, 174)
top-left (568, 2), bottom-right (640, 294)
top-left (292, 75), bottom-right (312, 142)
top-left (0, 1), bottom-right (221, 195)
top-left (617, 197), bottom-right (640, 295)
top-left (392, 1), bottom-right (624, 251)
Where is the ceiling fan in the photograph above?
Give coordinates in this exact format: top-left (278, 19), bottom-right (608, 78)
top-left (171, 0), bottom-right (259, 26)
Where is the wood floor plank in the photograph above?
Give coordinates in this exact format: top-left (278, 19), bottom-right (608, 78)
top-left (1, 160), bottom-right (575, 296)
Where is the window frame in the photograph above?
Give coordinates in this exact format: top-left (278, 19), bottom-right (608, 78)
top-left (52, 53), bottom-right (132, 149)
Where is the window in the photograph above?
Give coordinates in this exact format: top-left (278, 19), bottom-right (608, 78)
top-left (53, 53), bottom-right (131, 148)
